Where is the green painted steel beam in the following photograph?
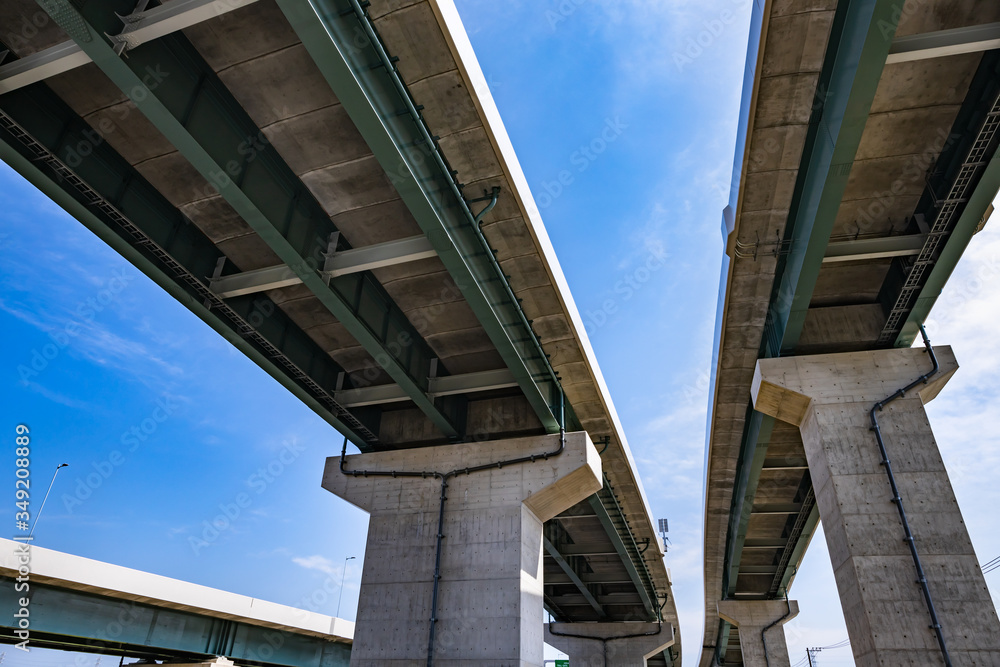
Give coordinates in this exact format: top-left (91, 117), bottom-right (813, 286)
top-left (723, 413), bottom-right (775, 598)
top-left (766, 0), bottom-right (905, 355)
top-left (773, 503), bottom-right (820, 596)
top-left (725, 0), bottom-right (904, 597)
top-left (716, 622), bottom-right (732, 667)
top-left (589, 484), bottom-right (658, 620)
top-left (895, 144), bottom-right (1000, 346)
top-left (37, 0), bottom-right (460, 439)
top-left (710, 0), bottom-right (910, 661)
top-left (543, 536), bottom-right (607, 619)
top-left (0, 84), bottom-right (377, 449)
top-left (272, 0), bottom-right (562, 433)
top-left (0, 579), bottom-right (350, 667)
top-left (717, 6), bottom-right (906, 658)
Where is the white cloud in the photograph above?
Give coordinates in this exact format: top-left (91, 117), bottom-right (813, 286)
top-left (293, 554), bottom-right (341, 576)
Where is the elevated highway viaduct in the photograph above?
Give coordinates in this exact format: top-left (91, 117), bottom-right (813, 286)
top-left (702, 1), bottom-right (1000, 665)
top-left (0, 539), bottom-right (354, 666)
top-left (0, 0), bottom-right (677, 665)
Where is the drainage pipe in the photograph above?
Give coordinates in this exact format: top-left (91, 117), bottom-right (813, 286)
top-left (869, 324), bottom-right (951, 667)
top-left (340, 390), bottom-right (567, 667)
top-left (759, 596), bottom-right (791, 667)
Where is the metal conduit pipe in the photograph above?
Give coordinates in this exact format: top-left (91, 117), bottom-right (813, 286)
top-left (760, 595), bottom-right (791, 667)
top-left (869, 324), bottom-right (951, 667)
top-left (547, 596), bottom-right (669, 667)
top-left (339, 390), bottom-right (567, 667)
top-left (471, 186), bottom-right (501, 225)
top-left (345, 1), bottom-right (564, 406)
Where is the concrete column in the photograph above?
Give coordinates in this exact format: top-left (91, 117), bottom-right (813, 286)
top-left (751, 346), bottom-right (1000, 666)
top-left (323, 432), bottom-right (602, 666)
top-left (543, 622), bottom-right (675, 666)
top-left (717, 600), bottom-right (798, 667)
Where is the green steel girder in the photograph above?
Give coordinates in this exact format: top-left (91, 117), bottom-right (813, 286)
top-left (772, 503), bottom-right (820, 596)
top-left (589, 478), bottom-right (659, 621)
top-left (272, 0), bottom-right (563, 433)
top-left (895, 150), bottom-right (1000, 346)
top-left (0, 579), bottom-right (351, 667)
top-left (764, 0), bottom-right (904, 355)
top-left (717, 2), bottom-right (905, 661)
top-left (721, 411), bottom-right (775, 599)
top-left (0, 80), bottom-right (379, 448)
top-left (893, 52), bottom-right (1000, 347)
top-left (543, 536), bottom-right (607, 619)
top-left (37, 0), bottom-right (461, 439)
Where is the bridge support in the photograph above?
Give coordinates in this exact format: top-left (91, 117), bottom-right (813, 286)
top-left (323, 432), bottom-right (602, 666)
top-left (717, 600), bottom-right (798, 667)
top-left (751, 346), bottom-right (1000, 666)
top-left (544, 622), bottom-right (675, 666)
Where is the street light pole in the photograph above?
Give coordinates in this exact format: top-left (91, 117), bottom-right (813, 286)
top-left (336, 556), bottom-right (356, 618)
top-left (29, 463), bottom-right (68, 539)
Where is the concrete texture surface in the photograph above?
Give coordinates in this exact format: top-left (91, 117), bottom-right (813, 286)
top-left (544, 622), bottom-right (676, 666)
top-left (717, 600), bottom-right (799, 667)
top-left (752, 347), bottom-right (1000, 666)
top-left (323, 432), bottom-right (602, 665)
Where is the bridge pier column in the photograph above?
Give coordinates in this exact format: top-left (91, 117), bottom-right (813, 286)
top-left (322, 431), bottom-right (601, 666)
top-left (717, 600), bottom-right (798, 667)
top-left (543, 622), bottom-right (675, 666)
top-left (751, 346), bottom-right (1000, 666)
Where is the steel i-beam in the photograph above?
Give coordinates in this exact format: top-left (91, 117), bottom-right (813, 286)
top-left (273, 0), bottom-right (563, 433)
top-left (210, 235), bottom-right (437, 298)
top-left (887, 22), bottom-right (1000, 64)
top-left (0, 86), bottom-right (376, 447)
top-left (543, 536), bottom-right (607, 619)
top-left (37, 0), bottom-right (460, 438)
top-left (764, 0), bottom-right (904, 354)
top-left (0, 0), bottom-right (259, 93)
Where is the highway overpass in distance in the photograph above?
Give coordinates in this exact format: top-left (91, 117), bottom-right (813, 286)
top-left (0, 538), bottom-right (353, 666)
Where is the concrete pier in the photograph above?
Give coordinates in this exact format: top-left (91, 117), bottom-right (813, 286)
top-left (323, 431), bottom-right (602, 666)
top-left (751, 347), bottom-right (1000, 666)
top-left (717, 600), bottom-right (798, 667)
top-left (544, 622), bottom-right (675, 666)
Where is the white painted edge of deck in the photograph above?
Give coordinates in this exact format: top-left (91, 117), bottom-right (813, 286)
top-left (0, 539), bottom-right (353, 643)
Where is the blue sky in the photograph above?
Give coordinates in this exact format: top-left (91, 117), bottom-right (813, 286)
top-left (3, 1), bottom-right (1000, 666)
